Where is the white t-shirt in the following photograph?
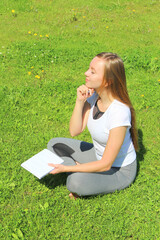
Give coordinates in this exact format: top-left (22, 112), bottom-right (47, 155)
top-left (87, 92), bottom-right (136, 167)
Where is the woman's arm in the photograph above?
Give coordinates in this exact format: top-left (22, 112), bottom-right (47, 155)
top-left (49, 126), bottom-right (127, 174)
top-left (69, 85), bottom-right (94, 137)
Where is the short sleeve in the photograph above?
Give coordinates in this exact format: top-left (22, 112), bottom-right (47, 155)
top-left (87, 92), bottom-right (98, 107)
top-left (108, 102), bottom-right (131, 130)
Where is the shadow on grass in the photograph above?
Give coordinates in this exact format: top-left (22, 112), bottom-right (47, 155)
top-left (136, 129), bottom-right (147, 175)
top-left (39, 173), bottom-right (67, 189)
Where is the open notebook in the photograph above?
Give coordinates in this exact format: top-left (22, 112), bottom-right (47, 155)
top-left (21, 149), bottom-right (64, 179)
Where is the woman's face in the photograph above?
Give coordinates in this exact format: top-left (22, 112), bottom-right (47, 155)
top-left (85, 57), bottom-right (105, 90)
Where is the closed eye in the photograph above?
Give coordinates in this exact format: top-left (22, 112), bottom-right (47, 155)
top-left (90, 67), bottom-right (95, 74)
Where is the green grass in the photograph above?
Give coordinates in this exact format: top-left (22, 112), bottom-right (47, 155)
top-left (0, 0), bottom-right (160, 239)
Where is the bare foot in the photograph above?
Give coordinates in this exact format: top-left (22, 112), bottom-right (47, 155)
top-left (69, 192), bottom-right (80, 200)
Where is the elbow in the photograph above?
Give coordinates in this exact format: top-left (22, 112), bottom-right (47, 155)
top-left (69, 128), bottom-right (78, 137)
top-left (69, 126), bottom-right (81, 137)
top-left (101, 166), bottom-right (111, 172)
top-left (105, 165), bottom-right (111, 171)
top-left (70, 132), bottom-right (76, 137)
top-left (99, 161), bottom-right (112, 172)
top-left (69, 124), bottom-right (77, 137)
top-left (100, 165), bottom-right (111, 172)
top-left (69, 126), bottom-right (75, 137)
top-left (69, 130), bottom-right (75, 137)
top-left (99, 157), bottom-right (114, 172)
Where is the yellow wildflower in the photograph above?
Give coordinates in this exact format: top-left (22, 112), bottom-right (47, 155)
top-left (35, 75), bottom-right (40, 79)
top-left (141, 94), bottom-right (144, 97)
top-left (46, 34), bottom-right (49, 38)
top-left (31, 66), bottom-right (34, 69)
top-left (83, 16), bottom-right (86, 18)
top-left (40, 35), bottom-right (43, 37)
top-left (12, 10), bottom-right (15, 13)
top-left (34, 33), bottom-right (37, 36)
top-left (28, 31), bottom-right (31, 34)
top-left (106, 26), bottom-right (109, 29)
top-left (133, 9), bottom-right (136, 12)
top-left (42, 70), bottom-right (44, 73)
top-left (158, 79), bottom-right (160, 82)
top-left (28, 72), bottom-right (31, 75)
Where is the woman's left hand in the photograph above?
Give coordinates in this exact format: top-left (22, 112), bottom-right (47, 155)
top-left (48, 163), bottom-right (65, 174)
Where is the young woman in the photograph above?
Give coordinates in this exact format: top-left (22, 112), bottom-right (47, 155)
top-left (47, 52), bottom-right (138, 199)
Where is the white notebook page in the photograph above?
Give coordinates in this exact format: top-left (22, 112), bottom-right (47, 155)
top-left (21, 149), bottom-right (64, 179)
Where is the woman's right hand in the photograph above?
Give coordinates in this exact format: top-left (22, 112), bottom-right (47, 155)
top-left (70, 85), bottom-right (94, 136)
top-left (77, 85), bottom-right (94, 102)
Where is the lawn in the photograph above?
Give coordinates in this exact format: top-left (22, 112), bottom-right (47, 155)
top-left (0, 0), bottom-right (160, 239)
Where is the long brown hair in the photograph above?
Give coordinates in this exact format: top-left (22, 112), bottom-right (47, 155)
top-left (96, 52), bottom-right (138, 151)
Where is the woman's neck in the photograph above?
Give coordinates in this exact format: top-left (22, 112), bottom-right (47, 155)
top-left (96, 89), bottom-right (114, 112)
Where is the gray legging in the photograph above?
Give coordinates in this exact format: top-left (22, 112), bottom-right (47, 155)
top-left (47, 137), bottom-right (137, 196)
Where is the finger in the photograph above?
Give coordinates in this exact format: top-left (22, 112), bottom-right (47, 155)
top-left (90, 88), bottom-right (94, 93)
top-left (49, 169), bottom-right (57, 174)
top-left (78, 85), bottom-right (88, 92)
top-left (81, 86), bottom-right (89, 95)
top-left (77, 85), bottom-right (92, 99)
top-left (87, 88), bottom-right (94, 96)
top-left (48, 163), bottom-right (55, 167)
top-left (89, 88), bottom-right (94, 95)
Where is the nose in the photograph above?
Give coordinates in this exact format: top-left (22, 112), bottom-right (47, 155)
top-left (85, 69), bottom-right (89, 76)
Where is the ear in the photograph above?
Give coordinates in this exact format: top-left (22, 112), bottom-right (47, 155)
top-left (106, 78), bottom-right (113, 87)
top-left (102, 77), bottom-right (109, 87)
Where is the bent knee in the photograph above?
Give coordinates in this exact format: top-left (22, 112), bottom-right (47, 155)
top-left (66, 173), bottom-right (88, 196)
top-left (47, 137), bottom-right (62, 151)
